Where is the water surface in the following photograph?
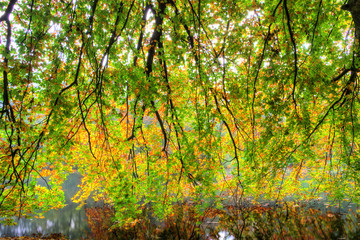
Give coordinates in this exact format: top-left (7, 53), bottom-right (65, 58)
top-left (0, 173), bottom-right (91, 239)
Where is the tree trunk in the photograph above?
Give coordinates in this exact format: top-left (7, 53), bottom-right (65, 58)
top-left (342, 0), bottom-right (360, 43)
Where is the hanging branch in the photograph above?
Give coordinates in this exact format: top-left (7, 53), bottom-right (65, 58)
top-left (168, 0), bottom-right (199, 64)
top-left (144, 2), bottom-right (168, 152)
top-left (283, 0), bottom-right (299, 111)
top-left (127, 3), bottom-right (151, 140)
top-left (0, 0), bottom-right (17, 22)
top-left (213, 91), bottom-right (240, 177)
top-left (1, 0), bottom-right (18, 121)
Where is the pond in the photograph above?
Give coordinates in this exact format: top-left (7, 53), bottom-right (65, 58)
top-left (81, 199), bottom-right (360, 240)
top-left (1, 173), bottom-right (360, 239)
top-left (0, 173), bottom-right (92, 239)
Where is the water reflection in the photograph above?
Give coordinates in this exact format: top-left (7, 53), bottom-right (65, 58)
top-left (83, 200), bottom-right (360, 240)
top-left (1, 172), bottom-right (360, 239)
top-left (0, 173), bottom-right (91, 239)
top-left (218, 231), bottom-right (234, 240)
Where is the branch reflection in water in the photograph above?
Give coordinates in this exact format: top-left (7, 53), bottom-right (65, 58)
top-left (0, 173), bottom-right (91, 239)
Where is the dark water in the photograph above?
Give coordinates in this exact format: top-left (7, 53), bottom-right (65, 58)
top-left (0, 173), bottom-right (91, 239)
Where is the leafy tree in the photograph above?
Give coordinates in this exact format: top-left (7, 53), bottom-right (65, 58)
top-left (0, 0), bottom-right (359, 224)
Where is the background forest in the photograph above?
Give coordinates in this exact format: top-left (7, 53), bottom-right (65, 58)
top-left (0, 0), bottom-right (360, 230)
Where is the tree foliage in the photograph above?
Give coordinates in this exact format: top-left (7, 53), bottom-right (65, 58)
top-left (0, 0), bottom-right (359, 224)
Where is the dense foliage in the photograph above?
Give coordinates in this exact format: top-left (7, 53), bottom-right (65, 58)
top-left (0, 0), bottom-right (359, 225)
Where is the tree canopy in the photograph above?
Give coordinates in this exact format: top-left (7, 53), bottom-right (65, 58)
top-left (0, 0), bottom-right (359, 224)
